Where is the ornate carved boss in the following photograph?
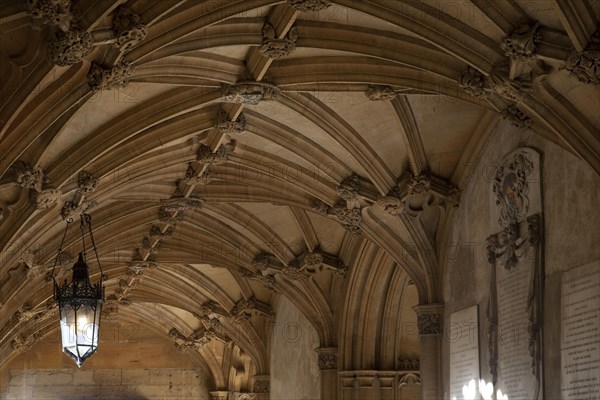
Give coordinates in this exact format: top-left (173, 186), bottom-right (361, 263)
top-left (287, 0), bottom-right (331, 12)
top-left (222, 82), bottom-right (280, 104)
top-left (260, 22), bottom-right (298, 59)
top-left (566, 28), bottom-right (600, 84)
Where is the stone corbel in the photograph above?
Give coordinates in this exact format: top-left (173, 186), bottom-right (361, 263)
top-left (48, 28), bottom-right (93, 66)
top-left (222, 82), bottom-right (280, 104)
top-left (216, 109), bottom-right (246, 134)
top-left (231, 297), bottom-right (275, 321)
top-left (377, 171), bottom-right (460, 216)
top-left (169, 327), bottom-right (210, 351)
top-left (287, 0), bottom-right (331, 12)
top-left (364, 85), bottom-right (399, 101)
top-left (566, 27), bottom-right (600, 84)
top-left (501, 106), bottom-right (532, 129)
top-left (111, 6), bottom-right (148, 52)
top-left (500, 22), bottom-right (542, 62)
top-left (260, 22), bottom-right (298, 59)
top-left (27, 0), bottom-right (72, 32)
top-left (87, 59), bottom-right (134, 92)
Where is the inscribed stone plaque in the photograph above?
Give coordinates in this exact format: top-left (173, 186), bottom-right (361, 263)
top-left (561, 260), bottom-right (600, 400)
top-left (449, 305), bottom-right (479, 400)
top-left (485, 148), bottom-right (543, 400)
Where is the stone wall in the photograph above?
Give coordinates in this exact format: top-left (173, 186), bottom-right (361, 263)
top-left (441, 120), bottom-right (600, 399)
top-left (3, 368), bottom-right (209, 399)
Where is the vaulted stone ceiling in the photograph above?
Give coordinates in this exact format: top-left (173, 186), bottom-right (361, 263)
top-left (1, 0), bottom-right (599, 394)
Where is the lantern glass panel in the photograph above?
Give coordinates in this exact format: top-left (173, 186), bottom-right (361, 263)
top-left (59, 301), bottom-right (101, 367)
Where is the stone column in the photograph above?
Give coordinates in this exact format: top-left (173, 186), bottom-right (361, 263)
top-left (413, 304), bottom-right (444, 400)
top-left (316, 347), bottom-right (338, 400)
top-left (253, 375), bottom-right (269, 400)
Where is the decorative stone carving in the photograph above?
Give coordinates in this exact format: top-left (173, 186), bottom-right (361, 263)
top-left (48, 29), bottom-right (93, 66)
top-left (253, 379), bottom-right (270, 393)
top-left (501, 106), bottom-right (531, 128)
top-left (197, 144), bottom-right (230, 165)
top-left (60, 199), bottom-right (96, 222)
top-left (416, 312), bottom-right (442, 335)
top-left (12, 161), bottom-right (43, 190)
top-left (149, 225), bottom-right (173, 239)
top-left (11, 332), bottom-right (44, 353)
top-left (158, 204), bottom-right (186, 223)
top-left (216, 109), bottom-right (246, 134)
top-left (241, 267), bottom-right (278, 291)
top-left (492, 150), bottom-right (533, 227)
top-left (222, 82), bottom-right (280, 104)
top-left (260, 22), bottom-right (298, 59)
top-left (232, 297), bottom-right (275, 321)
top-left (398, 359), bottom-right (420, 370)
top-left (336, 174), bottom-right (360, 202)
top-left (184, 164), bottom-right (212, 185)
top-left (407, 173), bottom-right (431, 195)
top-left (28, 0), bottom-right (71, 31)
top-left (112, 7), bottom-right (148, 51)
top-left (331, 205), bottom-right (362, 234)
top-left (459, 67), bottom-right (490, 98)
top-left (128, 259), bottom-right (158, 276)
top-left (565, 29), bottom-right (600, 84)
top-left (169, 327), bottom-right (210, 351)
top-left (252, 252), bottom-right (283, 272)
top-left (32, 189), bottom-right (62, 210)
top-left (14, 304), bottom-right (37, 322)
top-left (210, 391), bottom-right (229, 400)
top-left (413, 305), bottom-right (444, 335)
top-left (87, 59), bottom-right (134, 91)
top-left (377, 195), bottom-right (405, 215)
top-left (103, 294), bottom-right (120, 318)
top-left (364, 85), bottom-right (398, 101)
top-left (232, 393), bottom-right (257, 400)
top-left (287, 0), bottom-right (331, 12)
top-left (76, 170), bottom-right (99, 193)
top-left (500, 22), bottom-right (542, 61)
top-left (316, 347), bottom-right (338, 370)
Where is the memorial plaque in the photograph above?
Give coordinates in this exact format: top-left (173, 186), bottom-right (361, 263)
top-left (449, 305), bottom-right (479, 400)
top-left (485, 148), bottom-right (543, 400)
top-left (561, 261), bottom-right (600, 400)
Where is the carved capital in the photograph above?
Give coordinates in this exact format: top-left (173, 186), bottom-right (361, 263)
top-left (315, 347), bottom-right (338, 370)
top-left (222, 82), bottom-right (280, 104)
top-left (459, 67), bottom-right (490, 98)
top-left (413, 304), bottom-right (444, 335)
top-left (48, 29), bottom-right (93, 66)
top-left (364, 85), bottom-right (398, 101)
top-left (210, 391), bottom-right (230, 400)
top-left (112, 7), bottom-right (148, 51)
top-left (87, 59), bottom-right (134, 91)
top-left (500, 22), bottom-right (542, 61)
top-left (501, 106), bottom-right (531, 129)
top-left (287, 0), bottom-right (331, 12)
top-left (28, 0), bottom-right (71, 31)
top-left (260, 22), bottom-right (298, 59)
top-left (253, 377), bottom-right (270, 393)
top-left (566, 29), bottom-right (600, 84)
top-left (216, 109), bottom-right (246, 134)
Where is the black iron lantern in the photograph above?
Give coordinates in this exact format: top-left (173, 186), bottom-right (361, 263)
top-left (51, 213), bottom-right (104, 367)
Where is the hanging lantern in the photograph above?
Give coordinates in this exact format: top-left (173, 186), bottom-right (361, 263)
top-left (51, 213), bottom-right (104, 367)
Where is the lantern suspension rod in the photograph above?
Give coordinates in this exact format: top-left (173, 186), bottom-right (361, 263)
top-left (50, 219), bottom-right (71, 287)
